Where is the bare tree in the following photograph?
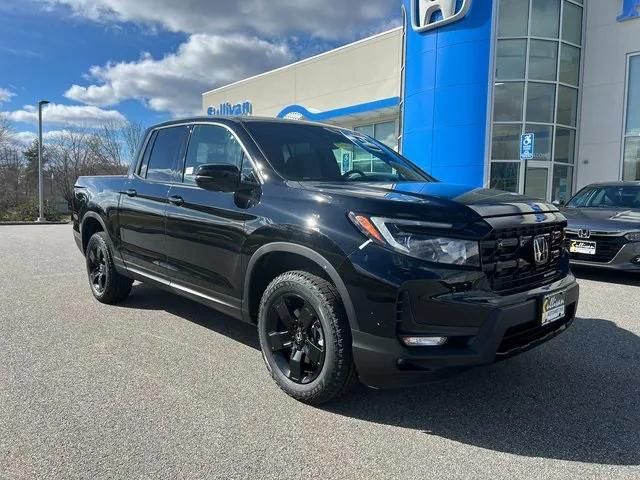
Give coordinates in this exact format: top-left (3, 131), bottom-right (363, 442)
top-left (121, 120), bottom-right (145, 165)
top-left (0, 115), bottom-right (142, 218)
top-left (90, 120), bottom-right (145, 168)
top-left (0, 145), bottom-right (25, 209)
top-left (0, 113), bottom-right (14, 147)
top-left (48, 129), bottom-right (90, 209)
top-left (48, 127), bottom-right (129, 209)
top-left (93, 120), bottom-right (124, 166)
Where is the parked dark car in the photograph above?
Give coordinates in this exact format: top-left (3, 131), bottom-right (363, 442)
top-left (561, 182), bottom-right (640, 271)
top-left (73, 117), bottom-right (579, 404)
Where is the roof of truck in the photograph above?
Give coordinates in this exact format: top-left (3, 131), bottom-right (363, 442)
top-left (584, 181), bottom-right (640, 187)
top-left (148, 116), bottom-right (342, 130)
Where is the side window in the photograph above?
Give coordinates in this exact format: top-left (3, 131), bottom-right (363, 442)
top-left (182, 125), bottom-right (245, 184)
top-left (137, 130), bottom-right (157, 177)
top-left (145, 126), bottom-right (186, 182)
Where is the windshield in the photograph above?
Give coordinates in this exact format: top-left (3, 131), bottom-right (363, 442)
top-left (567, 185), bottom-right (640, 209)
top-left (244, 122), bottom-right (435, 183)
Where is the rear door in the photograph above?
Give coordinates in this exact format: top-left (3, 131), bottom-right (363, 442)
top-left (164, 123), bottom-right (256, 313)
top-left (119, 125), bottom-right (188, 276)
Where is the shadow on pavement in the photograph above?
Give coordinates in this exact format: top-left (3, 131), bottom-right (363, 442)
top-left (572, 266), bottom-right (640, 287)
top-left (119, 284), bottom-right (639, 466)
top-left (327, 317), bottom-right (640, 466)
top-left (119, 283), bottom-right (260, 350)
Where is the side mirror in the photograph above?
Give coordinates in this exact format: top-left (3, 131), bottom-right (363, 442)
top-left (195, 164), bottom-right (240, 192)
top-left (552, 200), bottom-right (566, 207)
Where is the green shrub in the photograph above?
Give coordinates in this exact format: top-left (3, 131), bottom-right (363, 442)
top-left (0, 200), bottom-right (63, 222)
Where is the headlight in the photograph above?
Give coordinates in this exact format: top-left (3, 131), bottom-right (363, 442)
top-left (625, 232), bottom-right (640, 241)
top-left (349, 213), bottom-right (480, 267)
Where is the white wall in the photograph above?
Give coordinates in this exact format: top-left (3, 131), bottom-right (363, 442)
top-left (577, 0), bottom-right (640, 188)
top-left (201, 28), bottom-right (402, 118)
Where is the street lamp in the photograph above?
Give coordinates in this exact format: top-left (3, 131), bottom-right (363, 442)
top-left (36, 99), bottom-right (50, 222)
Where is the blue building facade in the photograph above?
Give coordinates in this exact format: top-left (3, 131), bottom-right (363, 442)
top-left (401, 0), bottom-right (494, 187)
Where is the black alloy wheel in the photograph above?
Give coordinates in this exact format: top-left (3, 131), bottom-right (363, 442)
top-left (258, 270), bottom-right (357, 404)
top-left (265, 293), bottom-right (326, 384)
top-left (88, 241), bottom-right (108, 295)
top-left (85, 231), bottom-right (133, 304)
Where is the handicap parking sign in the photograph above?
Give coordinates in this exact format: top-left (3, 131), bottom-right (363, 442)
top-left (520, 133), bottom-right (535, 160)
top-left (342, 152), bottom-right (351, 172)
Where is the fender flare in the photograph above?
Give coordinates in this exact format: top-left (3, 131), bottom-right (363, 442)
top-left (243, 242), bottom-right (359, 330)
top-left (80, 211), bottom-right (110, 249)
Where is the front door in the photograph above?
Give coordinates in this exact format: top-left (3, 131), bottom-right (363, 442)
top-left (524, 164), bottom-right (550, 201)
top-left (119, 125), bottom-right (188, 276)
top-left (164, 123), bottom-right (257, 312)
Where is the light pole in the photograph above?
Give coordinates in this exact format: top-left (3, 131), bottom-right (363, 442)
top-left (36, 100), bottom-right (49, 222)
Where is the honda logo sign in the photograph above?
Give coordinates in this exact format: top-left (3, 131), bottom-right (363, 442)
top-left (577, 229), bottom-right (591, 239)
top-left (533, 235), bottom-right (550, 266)
top-left (411, 0), bottom-right (473, 32)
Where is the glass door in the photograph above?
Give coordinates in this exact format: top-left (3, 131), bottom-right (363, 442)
top-left (524, 164), bottom-right (549, 200)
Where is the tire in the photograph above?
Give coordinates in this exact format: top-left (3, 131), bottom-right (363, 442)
top-left (85, 231), bottom-right (133, 304)
top-left (257, 271), bottom-right (357, 404)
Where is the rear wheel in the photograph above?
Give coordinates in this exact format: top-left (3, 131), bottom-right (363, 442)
top-left (85, 232), bottom-right (133, 304)
top-left (258, 271), bottom-right (357, 404)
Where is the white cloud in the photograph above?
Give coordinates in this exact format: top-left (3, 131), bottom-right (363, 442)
top-left (64, 34), bottom-right (293, 116)
top-left (12, 131), bottom-right (36, 145)
top-left (12, 129), bottom-right (73, 146)
top-left (43, 0), bottom-right (400, 117)
top-left (3, 103), bottom-right (126, 127)
top-left (0, 87), bottom-right (15, 104)
top-left (42, 0), bottom-right (400, 41)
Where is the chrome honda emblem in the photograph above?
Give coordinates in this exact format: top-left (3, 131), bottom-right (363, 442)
top-left (577, 229), bottom-right (591, 239)
top-left (411, 0), bottom-right (473, 32)
top-left (533, 235), bottom-right (550, 265)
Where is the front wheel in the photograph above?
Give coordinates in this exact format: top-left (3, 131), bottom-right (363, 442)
top-left (257, 271), bottom-right (357, 404)
top-left (85, 232), bottom-right (133, 304)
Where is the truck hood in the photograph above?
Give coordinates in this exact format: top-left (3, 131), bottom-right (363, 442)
top-left (561, 207), bottom-right (640, 232)
top-left (300, 181), bottom-right (559, 218)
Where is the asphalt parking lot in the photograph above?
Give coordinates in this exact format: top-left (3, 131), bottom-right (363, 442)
top-left (1, 225), bottom-right (639, 479)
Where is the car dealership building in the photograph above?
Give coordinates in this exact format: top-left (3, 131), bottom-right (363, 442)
top-left (202, 0), bottom-right (640, 202)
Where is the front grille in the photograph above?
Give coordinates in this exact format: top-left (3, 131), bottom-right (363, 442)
top-left (480, 222), bottom-right (566, 294)
top-left (566, 234), bottom-right (627, 263)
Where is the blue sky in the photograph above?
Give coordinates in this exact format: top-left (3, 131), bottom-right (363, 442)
top-left (0, 0), bottom-right (400, 144)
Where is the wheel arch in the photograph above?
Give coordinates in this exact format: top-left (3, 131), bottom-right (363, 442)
top-left (243, 242), bottom-right (358, 331)
top-left (80, 211), bottom-right (109, 253)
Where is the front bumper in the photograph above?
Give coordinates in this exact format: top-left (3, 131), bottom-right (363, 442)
top-left (351, 274), bottom-right (579, 389)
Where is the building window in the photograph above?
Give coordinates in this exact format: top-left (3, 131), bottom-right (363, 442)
top-left (490, 0), bottom-right (583, 202)
top-left (496, 40), bottom-right (527, 79)
top-left (559, 43), bottom-right (581, 86)
top-left (623, 54), bottom-right (640, 181)
top-left (497, 0), bottom-right (528, 37)
top-left (350, 121), bottom-right (398, 174)
top-left (490, 162), bottom-right (520, 192)
top-left (528, 40), bottom-right (558, 81)
top-left (530, 0), bottom-right (560, 38)
top-left (493, 82), bottom-right (525, 121)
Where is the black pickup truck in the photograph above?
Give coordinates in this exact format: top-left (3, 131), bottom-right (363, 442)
top-left (73, 117), bottom-right (579, 404)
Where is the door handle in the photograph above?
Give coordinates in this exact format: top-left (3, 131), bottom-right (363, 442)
top-left (124, 189), bottom-right (137, 197)
top-left (168, 195), bottom-right (185, 206)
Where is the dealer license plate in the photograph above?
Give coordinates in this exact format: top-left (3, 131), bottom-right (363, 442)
top-left (541, 291), bottom-right (566, 326)
top-left (569, 240), bottom-right (596, 255)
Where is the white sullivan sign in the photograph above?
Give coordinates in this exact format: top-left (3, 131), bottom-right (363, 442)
top-left (411, 0), bottom-right (473, 32)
